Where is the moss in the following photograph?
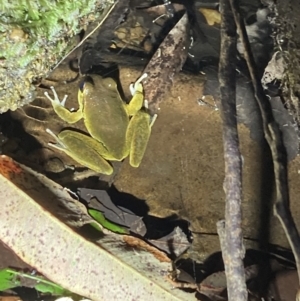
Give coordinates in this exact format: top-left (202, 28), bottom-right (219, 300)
top-left (0, 0), bottom-right (113, 113)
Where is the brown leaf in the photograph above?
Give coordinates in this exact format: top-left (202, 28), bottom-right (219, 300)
top-left (142, 12), bottom-right (189, 115)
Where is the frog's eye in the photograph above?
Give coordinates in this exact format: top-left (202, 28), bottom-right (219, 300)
top-left (79, 80), bottom-right (85, 92)
top-left (79, 76), bottom-right (94, 92)
top-left (102, 78), bottom-right (117, 90)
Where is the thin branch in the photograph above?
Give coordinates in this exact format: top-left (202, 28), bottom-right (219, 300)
top-left (53, 0), bottom-right (126, 71)
top-left (229, 0), bottom-right (300, 291)
top-left (218, 0), bottom-right (247, 300)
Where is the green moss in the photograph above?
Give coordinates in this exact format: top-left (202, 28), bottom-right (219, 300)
top-left (0, 0), bottom-right (113, 113)
top-left (1, 0), bottom-right (103, 40)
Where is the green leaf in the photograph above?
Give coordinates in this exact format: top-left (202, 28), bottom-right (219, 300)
top-left (34, 280), bottom-right (70, 295)
top-left (0, 268), bottom-right (71, 296)
top-left (0, 268), bottom-right (20, 291)
top-left (88, 209), bottom-right (129, 234)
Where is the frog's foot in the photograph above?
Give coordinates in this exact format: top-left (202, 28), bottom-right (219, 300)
top-left (129, 73), bottom-right (148, 96)
top-left (127, 74), bottom-right (148, 116)
top-left (143, 99), bottom-right (148, 109)
top-left (150, 113), bottom-right (158, 127)
top-left (46, 128), bottom-right (67, 151)
top-left (44, 86), bottom-right (68, 107)
top-left (45, 87), bottom-right (83, 124)
top-left (143, 101), bottom-right (158, 122)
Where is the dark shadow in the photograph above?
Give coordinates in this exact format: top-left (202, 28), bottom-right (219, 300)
top-left (256, 139), bottom-right (274, 296)
top-left (0, 112), bottom-right (42, 155)
top-left (12, 287), bottom-right (38, 301)
top-left (175, 257), bottom-right (206, 283)
top-left (108, 184), bottom-right (190, 239)
top-left (108, 184), bottom-right (149, 216)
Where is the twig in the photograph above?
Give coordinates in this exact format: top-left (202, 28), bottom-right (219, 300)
top-left (217, 0), bottom-right (247, 300)
top-left (229, 0), bottom-right (300, 295)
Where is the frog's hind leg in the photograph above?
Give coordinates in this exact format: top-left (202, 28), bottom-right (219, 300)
top-left (126, 111), bottom-right (156, 168)
top-left (126, 73), bottom-right (148, 116)
top-left (46, 129), bottom-right (113, 175)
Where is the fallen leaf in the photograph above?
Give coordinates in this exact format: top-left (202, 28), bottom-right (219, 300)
top-left (0, 155), bottom-right (91, 229)
top-left (148, 226), bottom-right (191, 257)
top-left (88, 208), bottom-right (129, 234)
top-left (142, 12), bottom-right (189, 114)
top-left (0, 268), bottom-right (71, 296)
top-left (0, 268), bottom-right (21, 291)
top-left (78, 188), bottom-right (146, 235)
top-left (0, 155), bottom-right (197, 300)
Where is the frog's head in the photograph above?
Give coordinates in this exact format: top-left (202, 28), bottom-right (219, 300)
top-left (80, 75), bottom-right (118, 99)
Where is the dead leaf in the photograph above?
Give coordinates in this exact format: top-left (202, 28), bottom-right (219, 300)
top-left (142, 12), bottom-right (189, 114)
top-left (0, 155), bottom-right (90, 228)
top-left (78, 188), bottom-right (146, 236)
top-left (148, 226), bottom-right (191, 257)
top-left (0, 155), bottom-right (197, 300)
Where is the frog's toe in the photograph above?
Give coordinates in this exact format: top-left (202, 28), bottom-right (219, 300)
top-left (46, 128), bottom-right (59, 141)
top-left (137, 73), bottom-right (148, 83)
top-left (130, 73), bottom-right (148, 95)
top-left (46, 128), bottom-right (66, 150)
top-left (44, 86), bottom-right (68, 107)
top-left (144, 99), bottom-right (149, 109)
top-left (129, 83), bottom-right (135, 96)
top-left (150, 114), bottom-right (158, 127)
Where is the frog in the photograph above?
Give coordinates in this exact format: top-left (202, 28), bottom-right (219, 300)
top-left (44, 74), bottom-right (156, 175)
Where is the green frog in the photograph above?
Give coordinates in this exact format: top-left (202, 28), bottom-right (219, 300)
top-left (44, 74), bottom-right (156, 175)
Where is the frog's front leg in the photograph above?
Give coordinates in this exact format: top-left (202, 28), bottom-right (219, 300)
top-left (46, 129), bottom-right (113, 174)
top-left (45, 86), bottom-right (83, 124)
top-left (126, 111), bottom-right (157, 167)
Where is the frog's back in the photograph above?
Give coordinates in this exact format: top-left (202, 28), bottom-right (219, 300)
top-left (84, 84), bottom-right (129, 159)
